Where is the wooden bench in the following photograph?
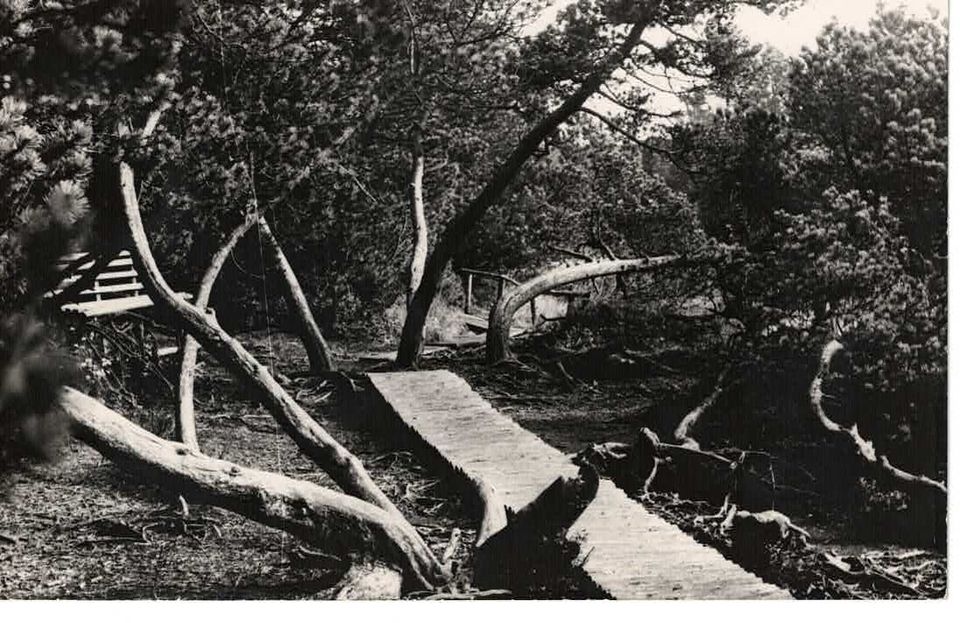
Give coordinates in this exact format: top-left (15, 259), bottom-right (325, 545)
top-left (48, 250), bottom-right (189, 357)
top-left (49, 250), bottom-right (155, 317)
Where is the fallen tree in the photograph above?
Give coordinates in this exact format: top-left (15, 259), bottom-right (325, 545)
top-left (119, 161), bottom-right (417, 528)
top-left (60, 387), bottom-right (440, 592)
top-left (486, 255), bottom-right (687, 362)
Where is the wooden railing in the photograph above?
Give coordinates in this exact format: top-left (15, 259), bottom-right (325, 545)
top-left (459, 267), bottom-right (589, 328)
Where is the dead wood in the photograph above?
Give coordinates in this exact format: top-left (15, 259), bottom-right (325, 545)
top-left (473, 464), bottom-right (599, 589)
top-left (333, 562), bottom-right (403, 600)
top-left (810, 339), bottom-right (946, 499)
top-left (118, 162), bottom-right (433, 539)
top-left (673, 368), bottom-right (728, 451)
top-left (473, 478), bottom-right (508, 549)
top-left (177, 211), bottom-right (259, 451)
top-left (60, 387), bottom-right (447, 591)
top-left (819, 551), bottom-right (922, 596)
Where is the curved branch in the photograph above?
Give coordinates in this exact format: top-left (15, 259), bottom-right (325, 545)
top-left (118, 163), bottom-right (442, 571)
top-left (177, 212), bottom-right (259, 450)
top-left (810, 339), bottom-right (946, 498)
top-left (486, 255), bottom-right (690, 362)
top-left (396, 13), bottom-right (658, 367)
top-left (674, 368), bottom-right (729, 451)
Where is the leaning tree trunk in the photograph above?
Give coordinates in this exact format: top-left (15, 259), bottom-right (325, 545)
top-left (60, 387), bottom-right (444, 591)
top-left (177, 212), bottom-right (259, 451)
top-left (406, 128), bottom-right (428, 308)
top-left (118, 162), bottom-right (417, 531)
top-left (257, 216), bottom-right (335, 374)
top-left (395, 16), bottom-right (655, 368)
top-left (486, 256), bottom-right (686, 362)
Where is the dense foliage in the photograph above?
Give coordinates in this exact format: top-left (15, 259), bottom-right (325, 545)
top-left (0, 1), bottom-right (947, 486)
top-left (670, 8), bottom-right (947, 471)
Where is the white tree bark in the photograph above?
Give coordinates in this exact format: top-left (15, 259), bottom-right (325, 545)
top-left (486, 256), bottom-right (686, 362)
top-left (810, 339), bottom-right (946, 498)
top-left (406, 129), bottom-right (428, 308)
top-left (118, 163), bottom-right (437, 549)
top-left (673, 368), bottom-right (729, 451)
top-left (60, 387), bottom-right (439, 591)
top-left (177, 212), bottom-right (258, 450)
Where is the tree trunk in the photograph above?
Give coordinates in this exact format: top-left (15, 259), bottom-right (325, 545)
top-left (473, 465), bottom-right (599, 589)
top-left (60, 387), bottom-right (443, 592)
top-left (118, 162), bottom-right (421, 531)
top-left (406, 128), bottom-right (428, 308)
top-left (486, 256), bottom-right (686, 362)
top-left (395, 16), bottom-right (655, 368)
top-left (177, 212), bottom-right (258, 451)
top-left (257, 216), bottom-right (335, 373)
top-left (673, 368), bottom-right (729, 451)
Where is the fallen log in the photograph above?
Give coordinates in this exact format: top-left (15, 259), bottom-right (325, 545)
top-left (60, 387), bottom-right (444, 591)
top-left (474, 464), bottom-right (599, 589)
top-left (119, 162), bottom-right (434, 541)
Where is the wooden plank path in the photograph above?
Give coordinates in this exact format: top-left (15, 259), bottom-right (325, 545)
top-left (368, 370), bottom-right (791, 600)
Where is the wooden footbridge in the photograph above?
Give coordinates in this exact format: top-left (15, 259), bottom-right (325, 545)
top-left (369, 370), bottom-right (791, 600)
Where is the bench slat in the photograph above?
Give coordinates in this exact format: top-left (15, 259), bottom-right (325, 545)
top-left (62, 295), bottom-right (155, 317)
top-left (56, 256), bottom-right (134, 272)
top-left (53, 270), bottom-right (140, 291)
top-left (80, 282), bottom-right (144, 296)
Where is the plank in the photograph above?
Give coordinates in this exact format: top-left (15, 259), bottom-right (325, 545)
top-left (368, 370), bottom-right (791, 600)
top-left (62, 295), bottom-right (155, 317)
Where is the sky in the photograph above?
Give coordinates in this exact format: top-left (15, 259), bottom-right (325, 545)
top-left (527, 0), bottom-right (948, 116)
top-left (530, 0), bottom-right (948, 56)
top-left (735, 0), bottom-right (947, 56)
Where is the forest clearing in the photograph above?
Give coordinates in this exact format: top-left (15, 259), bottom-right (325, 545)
top-left (0, 0), bottom-right (950, 603)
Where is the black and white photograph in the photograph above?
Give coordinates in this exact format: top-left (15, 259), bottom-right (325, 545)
top-left (0, 0), bottom-right (952, 604)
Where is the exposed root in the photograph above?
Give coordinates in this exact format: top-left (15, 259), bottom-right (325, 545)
top-left (810, 339), bottom-right (946, 499)
top-left (673, 368), bottom-right (728, 451)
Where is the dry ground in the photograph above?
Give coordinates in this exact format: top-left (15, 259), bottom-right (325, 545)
top-left (0, 333), bottom-right (478, 599)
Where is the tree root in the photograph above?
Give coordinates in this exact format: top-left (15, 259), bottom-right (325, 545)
top-left (673, 368), bottom-right (728, 451)
top-left (810, 339), bottom-right (946, 499)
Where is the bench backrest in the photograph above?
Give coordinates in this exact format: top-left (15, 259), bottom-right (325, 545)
top-left (51, 250), bottom-right (154, 317)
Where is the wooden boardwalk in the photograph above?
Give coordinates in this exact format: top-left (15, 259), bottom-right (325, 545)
top-left (368, 370), bottom-right (791, 600)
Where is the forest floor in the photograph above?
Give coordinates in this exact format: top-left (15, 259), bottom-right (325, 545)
top-left (0, 333), bottom-right (486, 599)
top-left (0, 330), bottom-right (946, 599)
